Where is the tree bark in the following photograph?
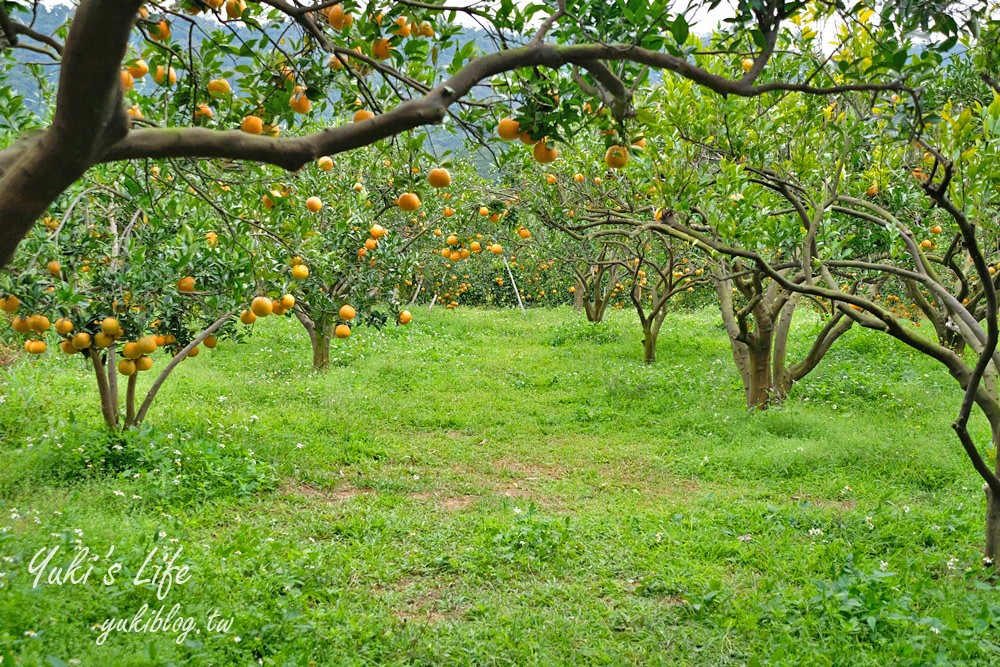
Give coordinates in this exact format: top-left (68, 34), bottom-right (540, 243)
top-left (642, 323), bottom-right (657, 364)
top-left (88, 348), bottom-right (118, 429)
top-left (312, 327), bottom-right (332, 371)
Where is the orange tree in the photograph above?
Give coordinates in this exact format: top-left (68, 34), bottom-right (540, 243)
top-left (648, 38), bottom-right (1000, 557)
top-left (514, 133), bottom-right (711, 361)
top-left (248, 140), bottom-right (430, 370)
top-left (0, 160), bottom-right (283, 431)
top-left (0, 0), bottom-right (982, 267)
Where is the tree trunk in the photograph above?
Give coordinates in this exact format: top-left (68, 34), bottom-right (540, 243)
top-left (573, 279), bottom-right (584, 311)
top-left (986, 484), bottom-right (1000, 563)
top-left (642, 324), bottom-right (657, 364)
top-left (987, 419), bottom-right (1000, 563)
top-left (312, 329), bottom-right (332, 371)
top-left (746, 347), bottom-right (774, 409)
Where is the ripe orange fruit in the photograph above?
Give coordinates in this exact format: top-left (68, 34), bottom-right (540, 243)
top-left (335, 323), bottom-right (351, 338)
top-left (428, 168), bottom-right (452, 188)
top-left (186, 345), bottom-right (201, 358)
top-left (370, 223), bottom-right (387, 239)
top-left (60, 339), bottom-right (76, 355)
top-left (225, 0), bottom-right (246, 20)
top-left (568, 286), bottom-right (576, 293)
top-left (479, 206), bottom-right (489, 217)
top-left (150, 19), bottom-right (171, 41)
top-left (364, 237), bottom-right (378, 250)
top-left (153, 65), bottom-right (177, 86)
top-left (292, 264), bottom-right (309, 279)
top-left (399, 310), bottom-right (412, 324)
top-left (865, 184), bottom-right (879, 197)
top-left (742, 57), bottom-right (754, 72)
top-left (305, 196), bottom-right (323, 212)
top-left (353, 109), bottom-right (375, 123)
top-left (604, 145), bottom-right (629, 169)
top-left (122, 342), bottom-right (141, 359)
top-left (545, 173), bottom-right (557, 184)
top-left (25, 339), bottom-right (47, 355)
top-left (519, 130), bottom-right (537, 145)
top-left (127, 59), bottom-right (149, 79)
top-left (919, 239), bottom-right (933, 250)
top-left (280, 294), bottom-right (295, 309)
top-left (117, 359), bottom-right (137, 376)
top-left (289, 87), bottom-right (312, 114)
top-left (470, 241), bottom-right (482, 253)
top-left (632, 137), bottom-right (647, 149)
top-left (135, 355), bottom-right (154, 372)
top-left (339, 304), bottom-right (356, 320)
top-left (930, 225), bottom-right (943, 234)
top-left (498, 117), bottom-right (520, 140)
top-left (443, 206), bottom-right (455, 217)
top-left (371, 37), bottom-right (392, 60)
top-left (251, 296), bottom-right (273, 317)
top-left (137, 336), bottom-right (157, 354)
top-left (120, 70), bottom-right (134, 92)
top-left (491, 244), bottom-right (503, 254)
top-left (241, 115), bottom-right (264, 134)
top-left (446, 234), bottom-right (459, 246)
top-left (533, 140), bottom-right (559, 163)
top-left (326, 3), bottom-right (353, 30)
top-left (27, 314), bottom-right (50, 332)
top-left (177, 276), bottom-right (196, 292)
top-left (240, 310), bottom-right (257, 325)
top-left (573, 173), bottom-right (585, 182)
top-left (194, 103), bottom-right (213, 120)
top-left (398, 192), bottom-right (421, 211)
top-left (11, 316), bottom-right (30, 333)
top-left (69, 331), bottom-right (91, 350)
top-left (207, 78), bottom-right (231, 97)
top-left (55, 317), bottom-right (74, 335)
top-left (94, 331), bottom-right (114, 348)
top-left (518, 227), bottom-right (531, 239)
top-left (0, 295), bottom-right (20, 312)
top-left (317, 156), bottom-right (334, 171)
top-left (203, 334), bottom-right (218, 349)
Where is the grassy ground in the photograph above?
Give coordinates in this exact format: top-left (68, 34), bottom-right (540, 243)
top-left (1, 306), bottom-right (999, 666)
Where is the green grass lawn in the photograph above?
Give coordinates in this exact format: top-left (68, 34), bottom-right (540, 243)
top-left (1, 306), bottom-right (999, 665)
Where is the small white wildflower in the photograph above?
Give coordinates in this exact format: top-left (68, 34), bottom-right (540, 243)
top-left (903, 505), bottom-right (911, 513)
top-left (296, 443), bottom-right (304, 449)
top-left (413, 474), bottom-right (420, 480)
top-left (158, 531), bottom-right (167, 539)
top-left (24, 630), bottom-right (36, 638)
top-left (808, 528), bottom-right (824, 537)
top-left (930, 626), bottom-right (940, 635)
top-left (947, 556), bottom-right (959, 571)
top-left (233, 636), bottom-right (241, 643)
top-left (655, 532), bottom-right (663, 543)
top-left (513, 507), bottom-right (522, 515)
top-left (113, 490), bottom-right (125, 497)
top-left (702, 456), bottom-right (709, 464)
top-left (880, 560), bottom-right (889, 571)
top-left (865, 516), bottom-right (874, 529)
top-left (73, 528), bottom-right (83, 537)
top-left (737, 534), bottom-right (753, 542)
